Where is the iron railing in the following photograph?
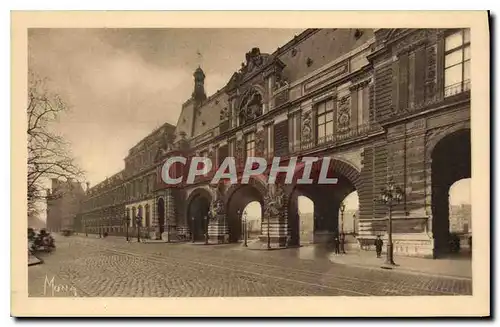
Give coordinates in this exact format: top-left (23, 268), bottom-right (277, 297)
top-left (295, 123), bottom-right (381, 153)
top-left (444, 79), bottom-right (471, 98)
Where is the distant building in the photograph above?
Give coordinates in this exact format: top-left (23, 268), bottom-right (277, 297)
top-left (46, 178), bottom-right (86, 232)
top-left (449, 204), bottom-right (472, 233)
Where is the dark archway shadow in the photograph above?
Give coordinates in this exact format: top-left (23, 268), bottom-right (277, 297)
top-left (287, 174), bottom-right (357, 246)
top-left (225, 184), bottom-right (264, 243)
top-left (431, 128), bottom-right (471, 258)
top-left (187, 195), bottom-right (211, 242)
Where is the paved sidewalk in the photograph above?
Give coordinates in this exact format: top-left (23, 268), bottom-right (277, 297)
top-left (329, 250), bottom-right (472, 279)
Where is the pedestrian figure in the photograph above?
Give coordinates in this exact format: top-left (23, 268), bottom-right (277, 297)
top-left (375, 235), bottom-right (383, 258)
top-left (340, 233), bottom-right (346, 254)
top-left (333, 235), bottom-right (340, 255)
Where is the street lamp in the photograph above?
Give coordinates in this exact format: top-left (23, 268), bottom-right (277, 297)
top-left (375, 176), bottom-right (404, 267)
top-left (125, 213), bottom-right (130, 241)
top-left (204, 215), bottom-right (209, 245)
top-left (339, 201), bottom-right (346, 254)
top-left (136, 214), bottom-right (142, 243)
top-left (242, 210), bottom-right (248, 247)
top-left (191, 216), bottom-right (195, 243)
top-left (267, 211), bottom-right (271, 250)
top-left (353, 213), bottom-right (357, 235)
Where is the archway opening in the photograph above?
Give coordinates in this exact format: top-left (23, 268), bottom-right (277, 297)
top-left (287, 162), bottom-right (358, 246)
top-left (226, 184), bottom-right (264, 243)
top-left (187, 194), bottom-right (211, 242)
top-left (157, 198), bottom-right (165, 235)
top-left (241, 201), bottom-right (262, 240)
top-left (431, 128), bottom-right (471, 258)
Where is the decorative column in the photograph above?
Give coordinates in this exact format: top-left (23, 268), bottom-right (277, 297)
top-left (208, 184), bottom-right (228, 243)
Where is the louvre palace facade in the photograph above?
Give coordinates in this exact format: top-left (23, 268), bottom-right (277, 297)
top-left (76, 28), bottom-right (471, 258)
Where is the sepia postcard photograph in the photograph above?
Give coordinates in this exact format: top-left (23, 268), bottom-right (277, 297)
top-left (11, 10), bottom-right (490, 317)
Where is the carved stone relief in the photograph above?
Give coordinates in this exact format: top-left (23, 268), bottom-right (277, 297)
top-left (337, 95), bottom-right (351, 131)
top-left (255, 129), bottom-right (265, 157)
top-left (235, 139), bottom-right (244, 165)
top-left (219, 107), bottom-right (229, 121)
top-left (301, 110), bottom-right (312, 142)
top-left (238, 88), bottom-right (263, 125)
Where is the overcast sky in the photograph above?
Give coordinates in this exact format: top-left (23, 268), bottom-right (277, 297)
top-left (28, 28), bottom-right (304, 186)
top-left (28, 28), bottom-right (469, 220)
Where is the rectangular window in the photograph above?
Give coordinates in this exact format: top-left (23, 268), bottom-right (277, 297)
top-left (444, 29), bottom-right (471, 97)
top-left (245, 132), bottom-right (255, 160)
top-left (316, 99), bottom-right (334, 145)
top-left (357, 87), bottom-right (364, 127)
top-left (289, 112), bottom-right (301, 152)
top-left (265, 124), bottom-right (274, 158)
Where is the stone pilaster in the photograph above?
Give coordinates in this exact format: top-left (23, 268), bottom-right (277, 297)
top-left (165, 188), bottom-right (177, 240)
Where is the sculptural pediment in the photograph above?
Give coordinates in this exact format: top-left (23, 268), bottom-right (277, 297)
top-left (238, 87), bottom-right (263, 125)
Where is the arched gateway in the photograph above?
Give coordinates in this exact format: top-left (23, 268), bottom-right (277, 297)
top-left (429, 128), bottom-right (471, 258)
top-left (185, 188), bottom-right (212, 242)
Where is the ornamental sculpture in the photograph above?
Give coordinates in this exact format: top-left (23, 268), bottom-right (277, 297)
top-left (337, 95), bottom-right (351, 130)
top-left (238, 88), bottom-right (263, 125)
top-left (208, 183), bottom-right (225, 219)
top-left (264, 184), bottom-right (285, 217)
top-left (302, 111), bottom-right (312, 141)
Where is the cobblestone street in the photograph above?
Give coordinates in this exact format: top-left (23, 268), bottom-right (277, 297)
top-left (28, 235), bottom-right (472, 297)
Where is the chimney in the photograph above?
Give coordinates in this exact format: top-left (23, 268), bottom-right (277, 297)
top-left (86, 182), bottom-right (90, 192)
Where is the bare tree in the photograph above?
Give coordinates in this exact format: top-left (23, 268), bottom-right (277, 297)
top-left (27, 72), bottom-right (85, 216)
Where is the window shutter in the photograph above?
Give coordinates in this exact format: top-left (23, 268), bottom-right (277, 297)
top-left (295, 112), bottom-right (301, 148)
top-left (414, 47), bottom-right (426, 104)
top-left (398, 53), bottom-right (409, 110)
top-left (391, 59), bottom-right (400, 112)
top-left (408, 52), bottom-right (416, 108)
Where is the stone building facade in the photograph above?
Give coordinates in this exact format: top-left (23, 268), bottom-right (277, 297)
top-left (76, 28), bottom-right (471, 258)
top-left (46, 178), bottom-right (86, 232)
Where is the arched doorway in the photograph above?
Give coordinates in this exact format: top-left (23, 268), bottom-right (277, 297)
top-left (431, 128), bottom-right (471, 258)
top-left (186, 189), bottom-right (211, 242)
top-left (287, 158), bottom-right (360, 246)
top-left (157, 198), bottom-right (165, 235)
top-left (225, 183), bottom-right (265, 243)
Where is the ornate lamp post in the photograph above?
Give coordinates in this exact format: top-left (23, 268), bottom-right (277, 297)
top-left (339, 201), bottom-right (346, 254)
top-left (204, 215), bottom-right (209, 245)
top-left (191, 216), bottom-right (195, 243)
top-left (125, 213), bottom-right (130, 241)
top-left (136, 214), bottom-right (142, 243)
top-left (242, 210), bottom-right (248, 247)
top-left (353, 213), bottom-right (357, 235)
top-left (375, 177), bottom-right (404, 267)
